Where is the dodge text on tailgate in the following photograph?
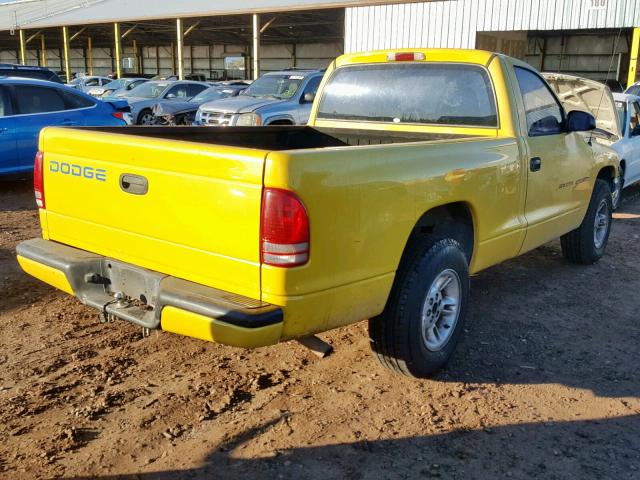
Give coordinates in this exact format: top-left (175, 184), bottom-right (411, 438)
top-left (18, 49), bottom-right (619, 378)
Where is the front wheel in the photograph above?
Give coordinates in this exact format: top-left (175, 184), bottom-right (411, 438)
top-left (560, 179), bottom-right (612, 264)
top-left (611, 166), bottom-right (624, 210)
top-left (369, 238), bottom-right (470, 378)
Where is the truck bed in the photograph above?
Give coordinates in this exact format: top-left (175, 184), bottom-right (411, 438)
top-left (82, 126), bottom-right (475, 150)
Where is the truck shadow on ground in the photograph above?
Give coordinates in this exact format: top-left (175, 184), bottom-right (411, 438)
top-left (431, 208), bottom-right (640, 398)
top-left (63, 414), bottom-right (640, 479)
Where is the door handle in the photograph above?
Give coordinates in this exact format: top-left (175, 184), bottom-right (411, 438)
top-left (60, 119), bottom-right (79, 126)
top-left (119, 174), bottom-right (148, 195)
top-left (530, 157), bottom-right (542, 172)
top-left (0, 128), bottom-right (7, 133)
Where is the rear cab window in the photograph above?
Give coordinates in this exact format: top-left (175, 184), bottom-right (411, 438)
top-left (317, 63), bottom-right (498, 127)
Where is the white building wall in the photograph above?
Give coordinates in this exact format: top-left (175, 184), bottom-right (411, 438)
top-left (345, 0), bottom-right (640, 52)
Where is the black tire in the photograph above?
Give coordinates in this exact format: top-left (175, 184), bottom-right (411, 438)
top-left (369, 238), bottom-right (470, 378)
top-left (612, 164), bottom-right (624, 210)
top-left (560, 178), bottom-right (612, 264)
top-left (137, 109), bottom-right (155, 125)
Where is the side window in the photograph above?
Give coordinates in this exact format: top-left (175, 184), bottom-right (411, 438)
top-left (60, 89), bottom-right (95, 110)
top-left (303, 76), bottom-right (322, 95)
top-left (0, 87), bottom-right (10, 117)
top-left (85, 78), bottom-right (100, 87)
top-left (514, 67), bottom-right (564, 136)
top-left (166, 85), bottom-right (188, 98)
top-left (630, 102), bottom-right (640, 136)
top-left (14, 85), bottom-right (65, 114)
top-left (186, 84), bottom-right (207, 97)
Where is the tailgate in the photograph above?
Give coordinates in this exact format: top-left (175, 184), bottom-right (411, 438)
top-left (39, 127), bottom-right (265, 299)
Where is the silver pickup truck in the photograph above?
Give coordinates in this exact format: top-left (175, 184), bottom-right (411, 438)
top-left (194, 69), bottom-right (323, 126)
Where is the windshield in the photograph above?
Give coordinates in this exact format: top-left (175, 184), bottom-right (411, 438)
top-left (191, 87), bottom-right (237, 103)
top-left (242, 74), bottom-right (304, 99)
top-left (103, 79), bottom-right (126, 90)
top-left (615, 100), bottom-right (627, 136)
top-left (317, 63), bottom-right (498, 127)
top-left (69, 78), bottom-right (82, 85)
top-left (125, 81), bottom-right (170, 98)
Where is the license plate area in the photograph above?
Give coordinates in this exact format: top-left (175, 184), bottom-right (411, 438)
top-left (100, 259), bottom-right (165, 308)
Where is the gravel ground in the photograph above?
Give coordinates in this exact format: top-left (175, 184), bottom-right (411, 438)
top-left (0, 176), bottom-right (639, 480)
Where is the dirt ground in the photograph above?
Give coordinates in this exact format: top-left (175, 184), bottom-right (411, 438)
top-left (0, 175), bottom-right (639, 480)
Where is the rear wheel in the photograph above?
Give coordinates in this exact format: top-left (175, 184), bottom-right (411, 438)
top-left (560, 179), bottom-right (612, 264)
top-left (369, 238), bottom-right (469, 378)
top-left (138, 109), bottom-right (155, 125)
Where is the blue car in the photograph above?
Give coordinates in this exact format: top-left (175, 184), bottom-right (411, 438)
top-left (0, 77), bottom-right (128, 175)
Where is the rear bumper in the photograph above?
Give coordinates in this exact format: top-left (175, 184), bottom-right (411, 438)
top-left (16, 238), bottom-right (283, 348)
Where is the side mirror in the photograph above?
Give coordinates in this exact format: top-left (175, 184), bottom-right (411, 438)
top-left (302, 92), bottom-right (315, 104)
top-left (566, 110), bottom-right (596, 132)
top-left (166, 93), bottom-right (176, 99)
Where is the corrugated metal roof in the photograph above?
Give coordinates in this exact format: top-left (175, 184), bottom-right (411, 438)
top-left (346, 0), bottom-right (640, 52)
top-left (0, 0), bottom-right (429, 32)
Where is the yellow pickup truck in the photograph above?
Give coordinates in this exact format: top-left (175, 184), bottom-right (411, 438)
top-left (17, 49), bottom-right (619, 378)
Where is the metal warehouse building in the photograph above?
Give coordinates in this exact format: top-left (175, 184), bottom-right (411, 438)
top-left (0, 0), bottom-right (638, 88)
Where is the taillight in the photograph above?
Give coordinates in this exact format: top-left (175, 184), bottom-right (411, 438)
top-left (386, 52), bottom-right (426, 61)
top-left (34, 150), bottom-right (45, 209)
top-left (261, 188), bottom-right (309, 267)
top-left (112, 111), bottom-right (125, 120)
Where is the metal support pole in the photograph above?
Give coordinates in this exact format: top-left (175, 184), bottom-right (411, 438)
top-left (19, 29), bottom-right (26, 64)
top-left (176, 18), bottom-right (184, 80)
top-left (87, 37), bottom-right (93, 75)
top-left (40, 34), bottom-right (46, 67)
top-left (252, 14), bottom-right (260, 80)
top-left (114, 22), bottom-right (122, 79)
top-left (62, 26), bottom-right (71, 83)
top-left (133, 39), bottom-right (139, 73)
top-left (628, 27), bottom-right (640, 89)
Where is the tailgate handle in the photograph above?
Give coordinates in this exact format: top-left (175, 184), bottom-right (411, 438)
top-left (119, 174), bottom-right (148, 195)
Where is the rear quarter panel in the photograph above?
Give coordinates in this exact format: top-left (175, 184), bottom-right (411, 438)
top-left (262, 136), bottom-right (525, 338)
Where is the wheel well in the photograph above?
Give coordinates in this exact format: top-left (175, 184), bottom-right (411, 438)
top-left (267, 119), bottom-right (294, 125)
top-left (403, 203), bottom-right (475, 264)
top-left (597, 166), bottom-right (617, 191)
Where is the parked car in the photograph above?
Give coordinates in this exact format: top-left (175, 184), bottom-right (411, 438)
top-left (119, 80), bottom-right (209, 125)
top-left (152, 84), bottom-right (246, 125)
top-left (87, 77), bottom-right (148, 99)
top-left (624, 82), bottom-right (640, 96)
top-left (151, 73), bottom-right (207, 82)
top-left (195, 69), bottom-right (323, 126)
top-left (612, 92), bottom-right (640, 191)
top-left (543, 73), bottom-right (628, 208)
top-left (68, 76), bottom-right (112, 92)
top-left (0, 78), bottom-right (129, 175)
top-left (18, 49), bottom-right (619, 379)
top-left (0, 64), bottom-right (62, 83)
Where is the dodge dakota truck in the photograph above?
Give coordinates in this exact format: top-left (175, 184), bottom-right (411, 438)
top-left (17, 49), bottom-right (619, 378)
